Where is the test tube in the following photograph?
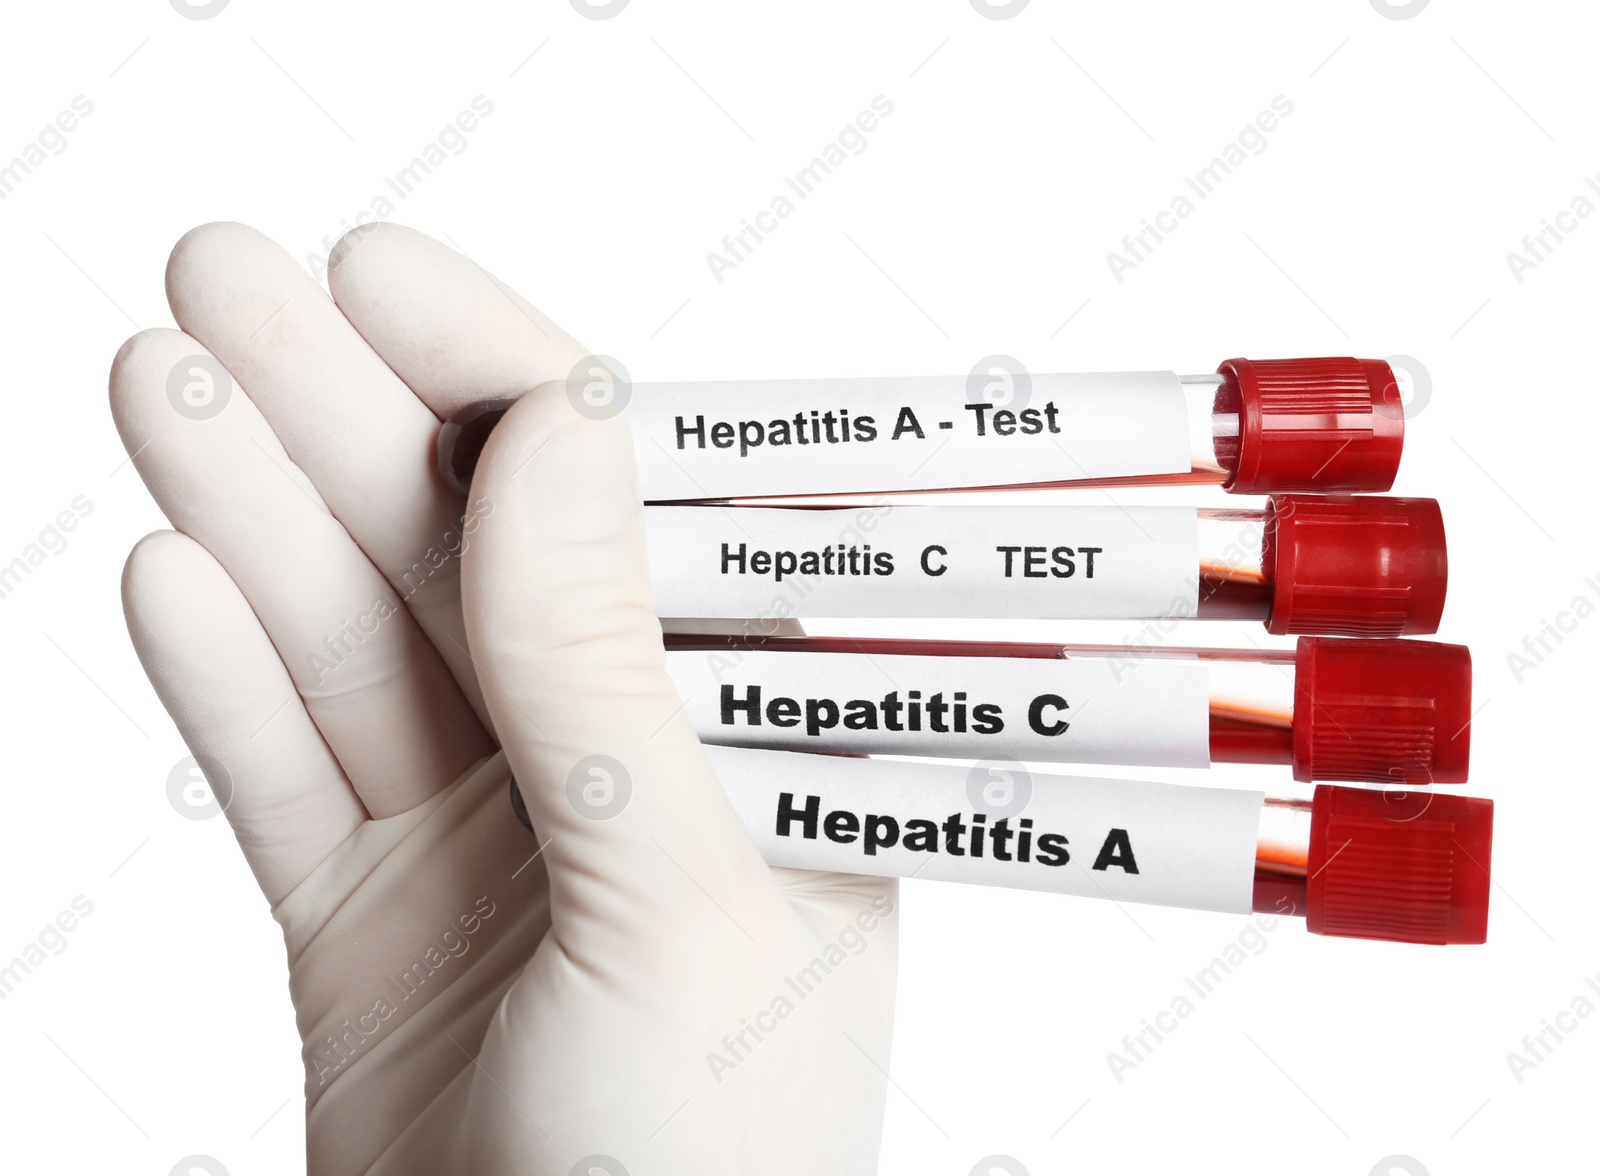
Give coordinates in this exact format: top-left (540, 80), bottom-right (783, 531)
top-left (712, 747), bottom-right (1492, 945)
top-left (660, 633), bottom-right (1471, 784)
top-left (438, 356), bottom-right (1405, 501)
top-left (505, 749), bottom-right (1493, 945)
top-left (645, 495), bottom-right (1447, 636)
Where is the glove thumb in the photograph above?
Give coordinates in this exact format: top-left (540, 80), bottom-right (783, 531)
top-left (461, 382), bottom-right (780, 959)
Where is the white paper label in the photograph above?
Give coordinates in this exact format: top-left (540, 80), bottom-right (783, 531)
top-left (706, 746), bottom-right (1263, 914)
top-left (667, 649), bottom-right (1211, 767)
top-left (645, 504), bottom-right (1201, 619)
top-left (624, 372), bottom-right (1191, 500)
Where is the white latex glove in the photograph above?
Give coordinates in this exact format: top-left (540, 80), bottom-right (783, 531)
top-left (113, 223), bottom-right (898, 1175)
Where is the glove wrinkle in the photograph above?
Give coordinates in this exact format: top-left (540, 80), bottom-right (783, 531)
top-left (285, 755), bottom-right (548, 1118)
top-left (309, 881), bottom-right (546, 1175)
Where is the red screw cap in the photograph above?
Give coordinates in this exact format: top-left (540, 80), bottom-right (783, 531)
top-left (1306, 785), bottom-right (1493, 945)
top-left (1264, 495), bottom-right (1447, 637)
top-left (1216, 357), bottom-right (1404, 494)
top-left (1292, 637), bottom-right (1471, 784)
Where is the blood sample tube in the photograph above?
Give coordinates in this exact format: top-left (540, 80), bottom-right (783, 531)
top-left (659, 633), bottom-right (1471, 784)
top-left (712, 747), bottom-right (1492, 945)
top-left (643, 495), bottom-right (1447, 636)
top-left (438, 356), bottom-right (1404, 501)
top-left (505, 750), bottom-right (1493, 945)
top-left (1249, 785), bottom-right (1492, 941)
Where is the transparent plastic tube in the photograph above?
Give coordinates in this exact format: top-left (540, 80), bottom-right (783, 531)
top-left (660, 633), bottom-right (1472, 784)
top-left (644, 496), bottom-right (1448, 637)
top-left (438, 357), bottom-right (1405, 502)
top-left (505, 751), bottom-right (1493, 945)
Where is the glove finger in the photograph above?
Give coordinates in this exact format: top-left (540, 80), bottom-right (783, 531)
top-left (325, 221), bottom-right (589, 420)
top-left (122, 530), bottom-right (365, 902)
top-left (111, 328), bottom-right (492, 817)
top-left (462, 387), bottom-right (786, 956)
top-left (164, 222), bottom-right (489, 724)
top-left (328, 222), bottom-right (845, 910)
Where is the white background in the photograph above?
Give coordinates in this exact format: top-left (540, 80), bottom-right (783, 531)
top-left (0, 1), bottom-right (1594, 1173)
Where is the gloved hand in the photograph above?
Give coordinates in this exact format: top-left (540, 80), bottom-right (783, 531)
top-left (112, 222), bottom-right (898, 1175)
